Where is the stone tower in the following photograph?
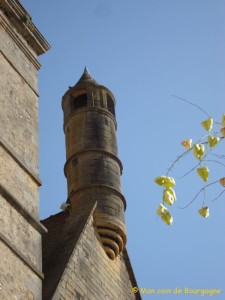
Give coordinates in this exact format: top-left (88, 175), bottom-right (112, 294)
top-left (0, 1), bottom-right (141, 298)
top-left (62, 67), bottom-right (126, 260)
top-left (0, 0), bottom-right (50, 299)
top-left (42, 70), bottom-right (141, 299)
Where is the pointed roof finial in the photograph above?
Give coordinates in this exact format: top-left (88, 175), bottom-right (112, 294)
top-left (75, 67), bottom-right (98, 86)
top-left (81, 66), bottom-right (92, 80)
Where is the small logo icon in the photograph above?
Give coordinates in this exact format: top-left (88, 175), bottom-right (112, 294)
top-left (132, 287), bottom-right (139, 294)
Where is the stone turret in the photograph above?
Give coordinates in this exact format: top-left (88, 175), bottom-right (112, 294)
top-left (62, 68), bottom-right (127, 259)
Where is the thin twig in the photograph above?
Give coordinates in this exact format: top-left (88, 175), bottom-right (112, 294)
top-left (168, 136), bottom-right (207, 177)
top-left (203, 181), bottom-right (206, 207)
top-left (211, 190), bottom-right (225, 202)
top-left (172, 95), bottom-right (210, 117)
top-left (166, 131), bottom-right (223, 176)
top-left (178, 180), bottom-right (219, 209)
top-left (210, 153), bottom-right (225, 160)
top-left (179, 161), bottom-right (201, 179)
top-left (166, 149), bottom-right (191, 175)
top-left (204, 159), bottom-right (225, 168)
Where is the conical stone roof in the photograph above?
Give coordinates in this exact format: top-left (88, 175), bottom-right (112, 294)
top-left (75, 67), bottom-right (99, 86)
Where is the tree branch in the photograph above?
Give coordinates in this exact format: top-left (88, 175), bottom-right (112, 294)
top-left (178, 180), bottom-right (219, 209)
top-left (172, 95), bottom-right (210, 117)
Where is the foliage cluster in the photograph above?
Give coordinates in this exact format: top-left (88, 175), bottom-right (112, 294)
top-left (155, 113), bottom-right (225, 225)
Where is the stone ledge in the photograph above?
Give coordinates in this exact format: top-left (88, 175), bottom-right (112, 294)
top-left (69, 184), bottom-right (127, 210)
top-left (0, 231), bottom-right (44, 280)
top-left (64, 148), bottom-right (123, 177)
top-left (0, 182), bottom-right (47, 235)
top-left (0, 138), bottom-right (42, 186)
top-left (0, 49), bottom-right (39, 96)
top-left (0, 0), bottom-right (50, 56)
top-left (63, 106), bottom-right (118, 131)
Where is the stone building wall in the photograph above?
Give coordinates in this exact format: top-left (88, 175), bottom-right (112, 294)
top-left (0, 241), bottom-right (42, 300)
top-left (0, 56), bottom-right (40, 216)
top-left (52, 212), bottom-right (138, 300)
top-left (0, 1), bottom-right (50, 299)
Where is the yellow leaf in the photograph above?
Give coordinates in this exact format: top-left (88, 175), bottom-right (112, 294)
top-left (156, 204), bottom-right (173, 225)
top-left (161, 211), bottom-right (173, 225)
top-left (156, 203), bottom-right (168, 216)
top-left (163, 176), bottom-right (176, 187)
top-left (197, 166), bottom-right (209, 182)
top-left (220, 127), bottom-right (225, 137)
top-left (193, 144), bottom-right (205, 160)
top-left (181, 139), bottom-right (192, 150)
top-left (154, 176), bottom-right (176, 187)
top-left (163, 188), bottom-right (176, 206)
top-left (222, 114), bottom-right (225, 127)
top-left (208, 135), bottom-right (220, 148)
top-left (154, 176), bottom-right (165, 186)
top-left (220, 178), bottom-right (225, 187)
top-left (201, 117), bottom-right (213, 131)
top-left (198, 207), bottom-right (209, 218)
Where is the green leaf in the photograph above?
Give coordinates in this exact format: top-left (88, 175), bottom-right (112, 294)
top-left (197, 166), bottom-right (209, 182)
top-left (154, 176), bottom-right (176, 187)
top-left (201, 117), bottom-right (213, 131)
top-left (156, 204), bottom-right (173, 225)
top-left (208, 135), bottom-right (220, 148)
top-left (161, 211), bottom-right (173, 225)
top-left (198, 207), bottom-right (209, 218)
top-left (154, 176), bottom-right (165, 186)
top-left (163, 187), bottom-right (176, 206)
top-left (163, 176), bottom-right (176, 187)
top-left (193, 144), bottom-right (205, 160)
top-left (156, 203), bottom-right (168, 216)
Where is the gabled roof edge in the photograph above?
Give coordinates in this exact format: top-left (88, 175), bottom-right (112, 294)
top-left (42, 201), bottom-right (97, 300)
top-left (123, 248), bottom-right (142, 300)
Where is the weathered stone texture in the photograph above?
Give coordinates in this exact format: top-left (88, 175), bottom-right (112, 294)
top-left (0, 2), bottom-right (50, 299)
top-left (65, 110), bottom-right (118, 158)
top-left (0, 194), bottom-right (42, 269)
top-left (0, 241), bottom-right (41, 300)
top-left (0, 146), bottom-right (39, 216)
top-left (52, 214), bottom-right (137, 300)
top-left (0, 51), bottom-right (39, 175)
top-left (0, 11), bottom-right (39, 90)
top-left (65, 152), bottom-right (122, 193)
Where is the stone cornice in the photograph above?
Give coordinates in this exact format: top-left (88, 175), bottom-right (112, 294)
top-left (0, 0), bottom-right (50, 56)
top-left (0, 14), bottom-right (41, 70)
top-left (69, 184), bottom-right (127, 210)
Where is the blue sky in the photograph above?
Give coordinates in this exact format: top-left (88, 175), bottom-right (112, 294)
top-left (21, 1), bottom-right (225, 299)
